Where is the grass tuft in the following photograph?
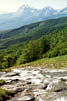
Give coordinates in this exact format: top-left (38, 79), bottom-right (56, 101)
top-left (0, 88), bottom-right (14, 101)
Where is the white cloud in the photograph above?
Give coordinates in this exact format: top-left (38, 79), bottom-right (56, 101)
top-left (0, 0), bottom-right (67, 13)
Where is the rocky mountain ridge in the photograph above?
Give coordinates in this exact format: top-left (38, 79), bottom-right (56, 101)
top-left (0, 5), bottom-right (67, 31)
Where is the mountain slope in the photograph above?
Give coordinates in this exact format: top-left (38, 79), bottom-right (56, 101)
top-left (0, 5), bottom-right (67, 31)
top-left (16, 27), bottom-right (67, 64)
top-left (0, 17), bottom-right (67, 69)
top-left (0, 25), bottom-right (67, 69)
top-left (0, 17), bottom-right (67, 49)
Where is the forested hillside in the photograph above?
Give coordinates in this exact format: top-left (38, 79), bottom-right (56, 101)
top-left (0, 17), bottom-right (67, 70)
top-left (17, 27), bottom-right (67, 65)
top-left (0, 17), bottom-right (67, 49)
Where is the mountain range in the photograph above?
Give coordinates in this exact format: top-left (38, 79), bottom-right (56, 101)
top-left (0, 5), bottom-right (67, 31)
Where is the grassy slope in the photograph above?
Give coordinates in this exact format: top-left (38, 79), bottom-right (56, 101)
top-left (1, 55), bottom-right (67, 72)
top-left (3, 55), bottom-right (66, 71)
top-left (20, 55), bottom-right (67, 69)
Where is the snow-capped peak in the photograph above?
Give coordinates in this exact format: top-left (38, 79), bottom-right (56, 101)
top-left (41, 6), bottom-right (56, 16)
top-left (42, 6), bottom-right (55, 11)
top-left (60, 7), bottom-right (67, 13)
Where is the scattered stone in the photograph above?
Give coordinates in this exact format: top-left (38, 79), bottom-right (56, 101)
top-left (0, 68), bottom-right (67, 101)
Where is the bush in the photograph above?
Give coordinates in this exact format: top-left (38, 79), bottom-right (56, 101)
top-left (0, 80), bottom-right (5, 85)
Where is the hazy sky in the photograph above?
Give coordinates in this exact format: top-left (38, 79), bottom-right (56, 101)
top-left (0, 0), bottom-right (67, 13)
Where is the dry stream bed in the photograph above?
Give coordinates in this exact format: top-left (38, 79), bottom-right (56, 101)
top-left (0, 67), bottom-right (67, 101)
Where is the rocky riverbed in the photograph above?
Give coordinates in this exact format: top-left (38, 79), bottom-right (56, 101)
top-left (0, 67), bottom-right (67, 101)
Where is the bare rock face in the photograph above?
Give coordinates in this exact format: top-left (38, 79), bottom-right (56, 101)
top-left (0, 67), bottom-right (67, 101)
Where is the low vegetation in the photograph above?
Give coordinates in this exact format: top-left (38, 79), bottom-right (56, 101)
top-left (26, 55), bottom-right (67, 68)
top-left (0, 88), bottom-right (14, 101)
top-left (0, 80), bottom-right (5, 86)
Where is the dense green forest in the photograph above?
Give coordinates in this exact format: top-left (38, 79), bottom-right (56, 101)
top-left (0, 17), bottom-right (67, 49)
top-left (0, 17), bottom-right (67, 70)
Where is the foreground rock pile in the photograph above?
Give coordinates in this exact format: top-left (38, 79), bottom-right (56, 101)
top-left (0, 67), bottom-right (67, 101)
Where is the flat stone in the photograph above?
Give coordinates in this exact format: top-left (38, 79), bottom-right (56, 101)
top-left (15, 88), bottom-right (25, 93)
top-left (16, 95), bottom-right (35, 101)
top-left (52, 80), bottom-right (67, 92)
top-left (5, 72), bottom-right (20, 77)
